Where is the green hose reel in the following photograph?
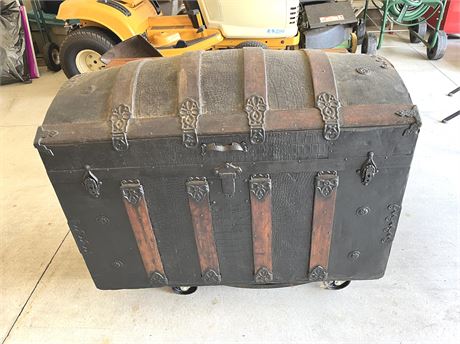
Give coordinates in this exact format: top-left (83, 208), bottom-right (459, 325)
top-left (361, 0), bottom-right (448, 60)
top-left (374, 0), bottom-right (441, 25)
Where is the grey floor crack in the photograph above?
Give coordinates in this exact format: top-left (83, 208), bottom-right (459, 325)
top-left (2, 231), bottom-right (70, 344)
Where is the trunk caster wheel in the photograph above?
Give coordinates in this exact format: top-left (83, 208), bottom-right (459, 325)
top-left (322, 280), bottom-right (351, 290)
top-left (171, 286), bottom-right (198, 295)
top-left (361, 32), bottom-right (377, 55)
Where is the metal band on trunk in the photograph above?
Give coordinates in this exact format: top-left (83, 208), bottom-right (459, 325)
top-left (178, 51), bottom-right (203, 148)
top-left (304, 50), bottom-right (341, 141)
top-left (109, 60), bottom-right (146, 151)
top-left (308, 171), bottom-right (339, 281)
top-left (120, 179), bottom-right (167, 286)
top-left (243, 48), bottom-right (269, 144)
top-left (186, 177), bottom-right (222, 283)
top-left (249, 174), bottom-right (273, 283)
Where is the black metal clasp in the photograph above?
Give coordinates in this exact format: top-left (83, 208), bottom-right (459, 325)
top-left (357, 152), bottom-right (379, 186)
top-left (82, 166), bottom-right (101, 198)
top-left (214, 163), bottom-right (242, 197)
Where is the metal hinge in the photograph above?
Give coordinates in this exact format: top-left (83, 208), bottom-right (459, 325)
top-left (395, 105), bottom-right (422, 136)
top-left (179, 98), bottom-right (202, 148)
top-left (244, 95), bottom-right (268, 144)
top-left (316, 93), bottom-right (341, 141)
top-left (110, 104), bottom-right (132, 152)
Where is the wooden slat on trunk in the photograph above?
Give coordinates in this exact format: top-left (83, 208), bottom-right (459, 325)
top-left (249, 174), bottom-right (273, 283)
top-left (308, 171), bottom-right (339, 281)
top-left (120, 180), bottom-right (167, 286)
top-left (186, 178), bottom-right (222, 283)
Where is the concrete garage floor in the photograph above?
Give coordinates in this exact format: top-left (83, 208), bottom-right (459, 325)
top-left (1, 34), bottom-right (459, 344)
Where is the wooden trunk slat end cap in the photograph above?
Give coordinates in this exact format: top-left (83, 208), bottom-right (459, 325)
top-left (308, 265), bottom-right (328, 281)
top-left (255, 267), bottom-right (273, 284)
top-left (203, 268), bottom-right (222, 283)
top-left (149, 271), bottom-right (168, 286)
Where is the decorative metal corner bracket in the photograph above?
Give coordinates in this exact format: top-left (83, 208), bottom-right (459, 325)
top-left (82, 166), bottom-right (102, 198)
top-left (395, 105), bottom-right (422, 136)
top-left (149, 271), bottom-right (168, 286)
top-left (255, 267), bottom-right (273, 283)
top-left (120, 179), bottom-right (144, 205)
top-left (357, 152), bottom-right (379, 186)
top-left (203, 269), bottom-right (222, 283)
top-left (315, 171), bottom-right (339, 198)
top-left (179, 98), bottom-right (202, 148)
top-left (308, 265), bottom-right (328, 281)
top-left (110, 104), bottom-right (132, 152)
top-left (249, 174), bottom-right (272, 200)
top-left (36, 128), bottom-right (59, 157)
top-left (316, 92), bottom-right (341, 141)
top-left (186, 177), bottom-right (209, 203)
top-left (244, 95), bottom-right (268, 144)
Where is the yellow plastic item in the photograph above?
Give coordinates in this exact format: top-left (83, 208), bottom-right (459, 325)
top-left (57, 0), bottom-right (158, 40)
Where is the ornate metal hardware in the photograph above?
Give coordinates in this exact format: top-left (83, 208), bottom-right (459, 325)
top-left (36, 128), bottom-right (58, 156)
top-left (375, 56), bottom-right (389, 69)
top-left (112, 259), bottom-right (125, 269)
top-left (120, 180), bottom-right (144, 205)
top-left (249, 174), bottom-right (272, 200)
top-left (356, 206), bottom-right (370, 216)
top-left (255, 267), bottom-right (273, 284)
top-left (308, 265), bottom-right (328, 281)
top-left (244, 95), bottom-right (268, 144)
top-left (203, 268), bottom-right (222, 283)
top-left (179, 98), bottom-right (202, 148)
top-left (381, 204), bottom-right (401, 244)
top-left (348, 250), bottom-right (361, 261)
top-left (149, 271), bottom-right (168, 286)
top-left (201, 141), bottom-right (248, 156)
top-left (395, 105), bottom-right (422, 136)
top-left (82, 166), bottom-right (101, 198)
top-left (316, 92), bottom-right (341, 141)
top-left (315, 171), bottom-right (339, 198)
top-left (357, 152), bottom-right (379, 186)
top-left (110, 104), bottom-right (132, 152)
top-left (214, 163), bottom-right (242, 197)
top-left (186, 177), bottom-right (209, 203)
top-left (356, 67), bottom-right (371, 75)
top-left (96, 215), bottom-right (110, 225)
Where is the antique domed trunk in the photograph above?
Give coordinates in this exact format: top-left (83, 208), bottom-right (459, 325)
top-left (35, 48), bottom-right (420, 291)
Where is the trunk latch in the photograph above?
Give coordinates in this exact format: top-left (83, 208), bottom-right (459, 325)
top-left (214, 163), bottom-right (242, 197)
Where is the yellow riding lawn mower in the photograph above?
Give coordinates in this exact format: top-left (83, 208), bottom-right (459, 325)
top-left (57, 0), bottom-right (360, 78)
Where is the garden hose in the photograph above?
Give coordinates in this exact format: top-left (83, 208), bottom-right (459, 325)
top-left (370, 0), bottom-right (442, 26)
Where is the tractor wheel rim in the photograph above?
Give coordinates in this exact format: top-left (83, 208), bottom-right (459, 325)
top-left (75, 49), bottom-right (104, 73)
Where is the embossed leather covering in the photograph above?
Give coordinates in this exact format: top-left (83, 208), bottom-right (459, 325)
top-left (35, 49), bottom-right (420, 290)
